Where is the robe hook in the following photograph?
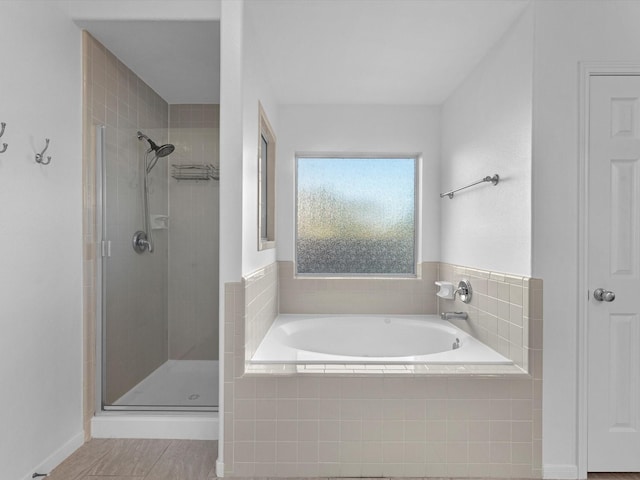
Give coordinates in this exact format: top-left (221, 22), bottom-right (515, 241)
top-left (36, 138), bottom-right (51, 165)
top-left (0, 123), bottom-right (7, 154)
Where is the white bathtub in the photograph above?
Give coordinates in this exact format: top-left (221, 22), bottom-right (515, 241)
top-left (251, 314), bottom-right (512, 365)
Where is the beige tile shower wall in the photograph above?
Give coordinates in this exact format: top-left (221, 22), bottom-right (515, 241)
top-left (82, 32), bottom-right (169, 410)
top-left (224, 272), bottom-right (542, 478)
top-left (437, 263), bottom-right (543, 373)
top-left (244, 263), bottom-right (279, 362)
top-left (279, 261), bottom-right (438, 314)
top-left (168, 104), bottom-right (220, 360)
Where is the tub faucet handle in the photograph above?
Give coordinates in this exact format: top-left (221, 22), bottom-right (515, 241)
top-left (455, 279), bottom-right (472, 303)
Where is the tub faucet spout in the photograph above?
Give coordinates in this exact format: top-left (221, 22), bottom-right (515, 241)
top-left (440, 311), bottom-right (468, 321)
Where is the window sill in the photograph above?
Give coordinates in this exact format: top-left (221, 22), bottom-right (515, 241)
top-left (258, 240), bottom-right (276, 251)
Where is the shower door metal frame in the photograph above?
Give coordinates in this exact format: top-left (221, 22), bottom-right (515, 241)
top-left (95, 124), bottom-right (216, 413)
top-left (95, 125), bottom-right (106, 416)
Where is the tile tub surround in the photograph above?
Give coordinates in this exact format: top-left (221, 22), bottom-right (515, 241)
top-left (437, 263), bottom-right (543, 374)
top-left (224, 265), bottom-right (543, 478)
top-left (258, 261), bottom-right (540, 375)
top-left (279, 261), bottom-right (439, 314)
top-left (244, 262), bottom-right (279, 362)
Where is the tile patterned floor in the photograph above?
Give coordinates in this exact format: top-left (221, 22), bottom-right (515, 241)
top-left (47, 439), bottom-right (640, 480)
top-left (46, 439), bottom-right (217, 480)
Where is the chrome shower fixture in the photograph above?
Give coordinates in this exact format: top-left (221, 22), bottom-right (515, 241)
top-left (133, 131), bottom-right (175, 255)
top-left (137, 131), bottom-right (175, 158)
top-left (455, 280), bottom-right (473, 304)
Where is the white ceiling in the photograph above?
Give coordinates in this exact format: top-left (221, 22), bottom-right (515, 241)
top-left (76, 20), bottom-right (220, 104)
top-left (245, 0), bottom-right (530, 105)
top-left (74, 0), bottom-right (529, 106)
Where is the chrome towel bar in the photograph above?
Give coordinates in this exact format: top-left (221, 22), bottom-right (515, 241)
top-left (440, 173), bottom-right (499, 199)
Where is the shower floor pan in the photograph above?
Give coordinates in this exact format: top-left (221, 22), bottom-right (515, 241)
top-left (113, 359), bottom-right (218, 409)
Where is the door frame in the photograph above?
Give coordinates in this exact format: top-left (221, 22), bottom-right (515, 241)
top-left (577, 62), bottom-right (640, 479)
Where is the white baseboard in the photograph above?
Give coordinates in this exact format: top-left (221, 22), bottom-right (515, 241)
top-left (216, 459), bottom-right (225, 477)
top-left (21, 431), bottom-right (84, 480)
top-left (544, 464), bottom-right (580, 479)
top-left (91, 413), bottom-right (218, 440)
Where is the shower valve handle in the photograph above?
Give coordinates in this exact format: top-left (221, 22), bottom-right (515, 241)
top-left (132, 230), bottom-right (153, 254)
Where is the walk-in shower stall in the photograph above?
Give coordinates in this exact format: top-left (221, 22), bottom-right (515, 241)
top-left (96, 114), bottom-right (220, 412)
top-left (86, 26), bottom-right (221, 414)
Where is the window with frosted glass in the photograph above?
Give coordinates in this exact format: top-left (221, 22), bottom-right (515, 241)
top-left (296, 156), bottom-right (417, 275)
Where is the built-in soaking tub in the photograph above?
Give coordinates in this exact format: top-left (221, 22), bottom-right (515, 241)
top-left (251, 314), bottom-right (512, 365)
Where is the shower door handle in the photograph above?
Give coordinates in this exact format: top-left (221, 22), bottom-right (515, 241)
top-left (101, 240), bottom-right (111, 257)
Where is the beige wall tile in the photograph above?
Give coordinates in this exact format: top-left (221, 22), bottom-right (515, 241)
top-left (254, 441), bottom-right (275, 462)
top-left (167, 105), bottom-right (220, 361)
top-left (279, 261), bottom-right (438, 315)
top-left (243, 263), bottom-right (279, 362)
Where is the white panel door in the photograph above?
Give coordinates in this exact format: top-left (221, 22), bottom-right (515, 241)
top-left (588, 75), bottom-right (640, 471)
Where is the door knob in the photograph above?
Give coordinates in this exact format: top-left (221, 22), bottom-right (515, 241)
top-left (593, 288), bottom-right (615, 302)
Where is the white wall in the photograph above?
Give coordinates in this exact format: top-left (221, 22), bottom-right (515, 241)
top-left (219, 0), bottom-right (244, 287)
top-left (58, 0), bottom-right (221, 20)
top-left (532, 1), bottom-right (640, 477)
top-left (0, 2), bottom-right (83, 479)
top-left (277, 105), bottom-right (441, 264)
top-left (240, 2), bottom-right (280, 276)
top-left (441, 6), bottom-right (533, 277)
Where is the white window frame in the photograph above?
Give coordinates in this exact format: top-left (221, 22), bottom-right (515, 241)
top-left (294, 153), bottom-right (420, 278)
top-left (258, 102), bottom-right (276, 251)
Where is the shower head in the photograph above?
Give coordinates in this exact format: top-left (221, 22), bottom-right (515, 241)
top-left (136, 131), bottom-right (175, 158)
top-left (154, 143), bottom-right (175, 158)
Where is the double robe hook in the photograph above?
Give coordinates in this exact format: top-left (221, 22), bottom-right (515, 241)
top-left (0, 122), bottom-right (7, 154)
top-left (36, 138), bottom-right (51, 165)
top-left (0, 124), bottom-right (53, 163)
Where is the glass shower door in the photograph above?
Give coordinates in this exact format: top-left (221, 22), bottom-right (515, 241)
top-left (96, 123), bottom-right (218, 411)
